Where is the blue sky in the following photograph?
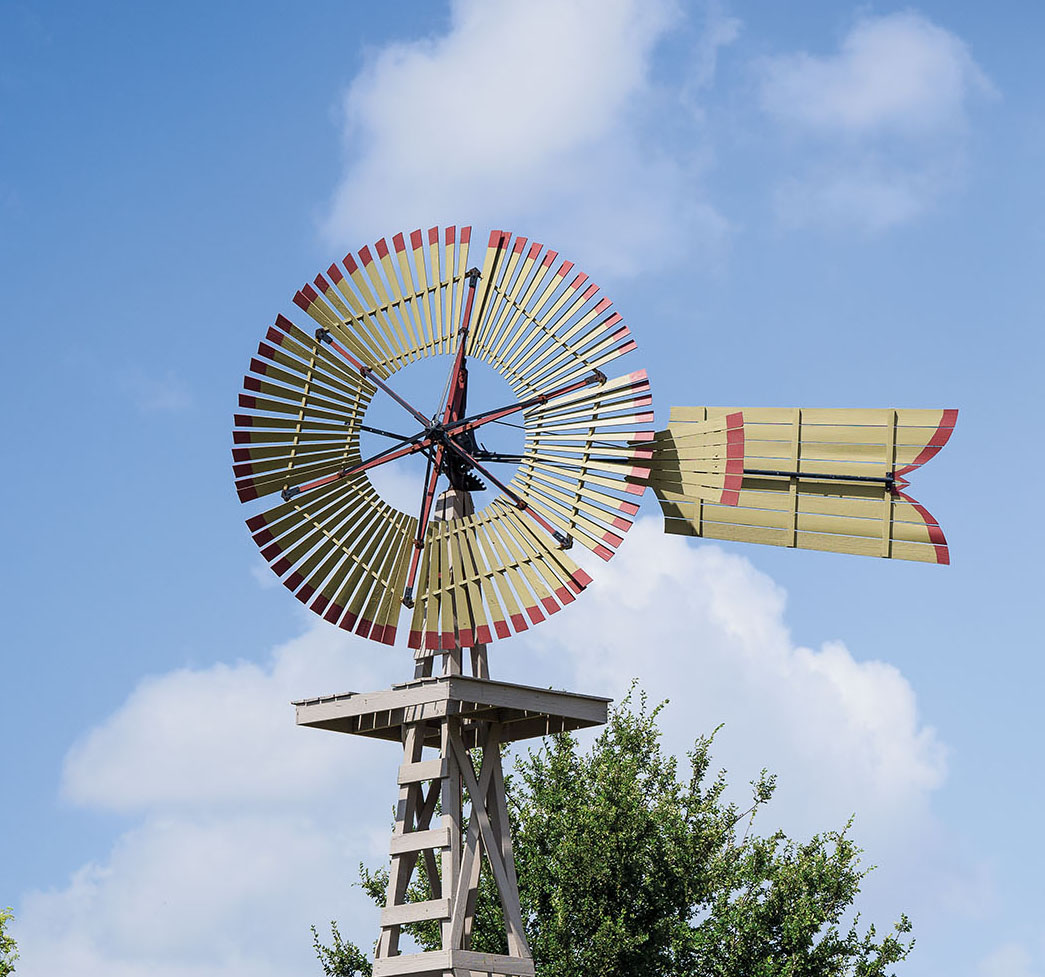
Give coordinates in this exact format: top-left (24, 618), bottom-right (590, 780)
top-left (2, 1), bottom-right (1043, 974)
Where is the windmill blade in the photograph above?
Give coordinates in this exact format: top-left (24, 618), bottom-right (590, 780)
top-left (650, 407), bottom-right (956, 565)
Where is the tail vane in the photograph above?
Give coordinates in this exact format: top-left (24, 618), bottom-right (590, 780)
top-left (649, 407), bottom-right (956, 565)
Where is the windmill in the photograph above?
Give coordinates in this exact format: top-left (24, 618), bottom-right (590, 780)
top-left (233, 226), bottom-right (955, 976)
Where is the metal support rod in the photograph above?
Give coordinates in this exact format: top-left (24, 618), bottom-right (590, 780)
top-left (744, 468), bottom-right (897, 489)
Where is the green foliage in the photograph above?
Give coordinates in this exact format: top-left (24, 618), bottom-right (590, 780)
top-left (1, 907), bottom-right (17, 977)
top-left (315, 689), bottom-right (914, 977)
top-left (311, 921), bottom-right (371, 977)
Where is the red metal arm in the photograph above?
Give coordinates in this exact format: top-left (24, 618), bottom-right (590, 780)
top-left (402, 269), bottom-right (481, 604)
top-left (440, 372), bottom-right (604, 439)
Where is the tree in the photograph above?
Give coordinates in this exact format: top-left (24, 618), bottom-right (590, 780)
top-left (1, 907), bottom-right (17, 977)
top-left (316, 691), bottom-right (914, 976)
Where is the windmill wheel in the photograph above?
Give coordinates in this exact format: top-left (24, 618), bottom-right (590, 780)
top-left (233, 227), bottom-right (654, 649)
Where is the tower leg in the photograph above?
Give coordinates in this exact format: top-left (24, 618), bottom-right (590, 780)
top-left (373, 669), bottom-right (533, 976)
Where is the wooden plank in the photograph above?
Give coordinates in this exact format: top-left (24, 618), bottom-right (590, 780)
top-left (388, 826), bottom-right (451, 855)
top-left (380, 897), bottom-right (451, 927)
top-left (398, 757), bottom-right (449, 785)
top-left (372, 949), bottom-right (452, 977)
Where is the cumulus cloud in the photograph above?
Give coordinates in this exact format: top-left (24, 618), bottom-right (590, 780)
top-left (61, 623), bottom-right (396, 813)
top-left (757, 11), bottom-right (992, 231)
top-left (518, 519), bottom-right (947, 836)
top-left (323, 0), bottom-right (733, 275)
top-left (20, 624), bottom-right (400, 975)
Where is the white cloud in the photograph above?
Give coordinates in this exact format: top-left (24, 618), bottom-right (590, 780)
top-left (516, 519), bottom-right (947, 834)
top-left (62, 620), bottom-right (397, 813)
top-left (757, 11), bottom-right (992, 231)
top-left (323, 0), bottom-right (733, 275)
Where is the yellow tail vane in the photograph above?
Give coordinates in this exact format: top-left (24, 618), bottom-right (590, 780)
top-left (650, 407), bottom-right (956, 565)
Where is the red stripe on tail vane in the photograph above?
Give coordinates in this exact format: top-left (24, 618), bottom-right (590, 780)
top-left (301, 283), bottom-right (319, 303)
top-left (295, 583), bottom-right (316, 604)
top-left (555, 586), bottom-right (575, 605)
top-left (476, 624), bottom-right (493, 645)
top-left (245, 513), bottom-right (268, 532)
top-left (242, 376), bottom-right (261, 393)
top-left (248, 358), bottom-right (269, 376)
top-left (393, 233), bottom-right (407, 253)
top-left (594, 544), bottom-right (614, 561)
top-left (441, 629), bottom-right (455, 650)
top-left (292, 291), bottom-right (310, 313)
top-left (445, 226), bottom-right (455, 244)
top-left (256, 341), bottom-right (277, 360)
top-left (894, 409), bottom-right (958, 478)
top-left (494, 620), bottom-right (511, 639)
top-left (457, 627), bottom-right (475, 647)
top-left (343, 253), bottom-right (358, 274)
top-left (540, 596), bottom-right (560, 615)
top-left (237, 485), bottom-right (259, 502)
top-left (410, 229), bottom-right (423, 250)
top-left (375, 238), bottom-right (389, 259)
top-left (408, 628), bottom-right (423, 650)
top-left (896, 492), bottom-right (950, 564)
top-left (528, 242), bottom-right (543, 260)
top-left (314, 273), bottom-right (331, 293)
top-left (541, 250), bottom-right (558, 268)
top-left (234, 414), bottom-right (255, 427)
top-left (327, 263), bottom-right (344, 284)
top-left (233, 431), bottom-right (250, 444)
top-left (428, 226), bottom-right (439, 244)
top-left (358, 245), bottom-right (374, 267)
top-left (460, 226), bottom-right (471, 244)
top-left (568, 272), bottom-right (588, 291)
top-left (310, 593), bottom-right (330, 614)
top-left (611, 516), bottom-right (632, 532)
top-left (513, 236), bottom-right (528, 254)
